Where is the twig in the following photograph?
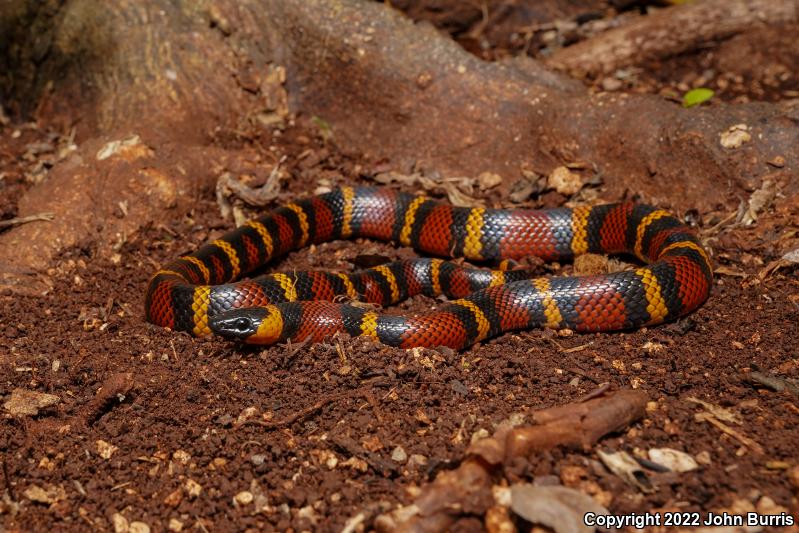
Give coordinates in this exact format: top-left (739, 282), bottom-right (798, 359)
top-left (2, 455), bottom-right (15, 502)
top-left (561, 342), bottom-right (594, 354)
top-left (279, 337), bottom-right (312, 369)
top-left (576, 382), bottom-right (611, 402)
top-left (375, 389), bottom-right (648, 531)
top-left (747, 371), bottom-right (799, 396)
top-left (701, 210), bottom-right (738, 238)
top-left (695, 413), bottom-right (764, 454)
top-left (329, 434), bottom-right (398, 477)
top-left (238, 389), bottom-right (361, 431)
top-left (565, 366), bottom-right (601, 385)
top-left (0, 212), bottom-right (54, 229)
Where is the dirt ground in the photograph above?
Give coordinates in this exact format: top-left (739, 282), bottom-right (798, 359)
top-left (2, 2), bottom-right (799, 532)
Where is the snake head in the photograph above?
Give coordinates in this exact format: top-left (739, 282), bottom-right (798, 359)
top-left (209, 306), bottom-right (284, 344)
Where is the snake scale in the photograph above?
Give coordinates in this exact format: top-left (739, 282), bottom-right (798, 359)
top-left (145, 186), bottom-right (712, 350)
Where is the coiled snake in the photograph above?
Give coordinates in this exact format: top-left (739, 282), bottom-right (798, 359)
top-left (145, 186), bottom-right (712, 350)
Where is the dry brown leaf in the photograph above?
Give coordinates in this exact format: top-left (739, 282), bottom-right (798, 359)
top-left (216, 161), bottom-right (284, 219)
top-left (510, 484), bottom-right (610, 533)
top-left (647, 448), bottom-right (699, 472)
top-left (597, 450), bottom-right (654, 493)
top-left (740, 178), bottom-right (776, 226)
top-left (372, 171), bottom-right (484, 207)
top-left (4, 388), bottom-right (60, 416)
top-left (758, 247), bottom-right (799, 280)
top-left (714, 265), bottom-right (747, 278)
top-left (477, 172), bottom-right (503, 191)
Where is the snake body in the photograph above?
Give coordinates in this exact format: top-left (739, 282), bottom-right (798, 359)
top-left (145, 186), bottom-right (712, 350)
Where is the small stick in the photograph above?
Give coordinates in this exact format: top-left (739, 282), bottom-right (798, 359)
top-left (576, 382), bottom-right (611, 402)
top-left (238, 389), bottom-right (361, 431)
top-left (565, 366), bottom-right (600, 385)
top-left (279, 337), bottom-right (312, 369)
top-left (0, 212), bottom-right (54, 229)
top-left (1, 455), bottom-right (15, 502)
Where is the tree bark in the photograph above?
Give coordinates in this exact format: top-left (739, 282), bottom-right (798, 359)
top-left (547, 0), bottom-right (799, 77)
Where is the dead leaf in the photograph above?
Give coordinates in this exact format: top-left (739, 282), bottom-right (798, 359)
top-left (647, 448), bottom-right (699, 472)
top-left (714, 265), bottom-right (747, 278)
top-left (372, 171), bottom-right (483, 207)
top-left (758, 247), bottom-right (799, 280)
top-left (510, 484), bottom-right (610, 533)
top-left (4, 388), bottom-right (60, 416)
top-left (597, 450), bottom-right (654, 493)
top-left (573, 253), bottom-right (610, 275)
top-left (740, 178), bottom-right (776, 226)
top-left (216, 159), bottom-right (285, 218)
top-left (96, 134), bottom-right (153, 161)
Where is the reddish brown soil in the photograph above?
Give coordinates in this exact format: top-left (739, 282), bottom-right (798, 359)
top-left (3, 3), bottom-right (799, 533)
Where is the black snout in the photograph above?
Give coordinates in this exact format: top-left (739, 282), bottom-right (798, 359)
top-left (209, 309), bottom-right (266, 340)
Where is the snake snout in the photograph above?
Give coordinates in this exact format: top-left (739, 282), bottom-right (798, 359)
top-left (209, 309), bottom-right (265, 341)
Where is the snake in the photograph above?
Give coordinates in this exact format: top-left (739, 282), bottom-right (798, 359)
top-left (145, 186), bottom-right (712, 350)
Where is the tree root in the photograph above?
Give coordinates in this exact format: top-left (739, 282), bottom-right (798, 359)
top-left (374, 389), bottom-right (648, 532)
top-left (547, 0), bottom-right (799, 77)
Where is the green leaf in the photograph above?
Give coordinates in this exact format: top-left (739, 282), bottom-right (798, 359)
top-left (682, 88), bottom-right (714, 108)
top-left (311, 115), bottom-right (333, 140)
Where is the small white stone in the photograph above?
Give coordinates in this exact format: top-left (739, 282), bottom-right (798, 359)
top-left (184, 478), bottom-right (202, 498)
top-left (172, 449), bottom-right (191, 465)
top-left (96, 440), bottom-right (119, 460)
top-left (112, 513), bottom-right (129, 533)
top-left (547, 166), bottom-right (583, 196)
top-left (234, 490), bottom-right (254, 505)
top-left (391, 446), bottom-right (408, 463)
top-left (720, 123), bottom-right (751, 149)
top-left (129, 522), bottom-right (150, 533)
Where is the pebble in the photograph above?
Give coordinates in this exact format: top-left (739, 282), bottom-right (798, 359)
top-left (695, 450), bottom-right (712, 465)
top-left (129, 522), bottom-right (150, 533)
top-left (167, 519), bottom-right (184, 532)
top-left (547, 166), bottom-right (583, 196)
top-left (96, 440), bottom-right (118, 460)
top-left (786, 465), bottom-right (799, 489)
top-left (172, 450), bottom-right (191, 465)
top-left (184, 478), bottom-right (202, 498)
top-left (391, 446), bottom-right (408, 463)
top-left (215, 414), bottom-right (234, 426)
top-left (250, 454), bottom-right (266, 466)
top-left (449, 379), bottom-right (469, 396)
top-left (720, 124), bottom-right (751, 149)
top-left (234, 490), bottom-right (254, 505)
top-left (112, 513), bottom-right (129, 533)
top-left (407, 454), bottom-right (428, 469)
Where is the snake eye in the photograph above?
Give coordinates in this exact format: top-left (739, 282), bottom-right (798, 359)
top-left (235, 317), bottom-right (252, 332)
